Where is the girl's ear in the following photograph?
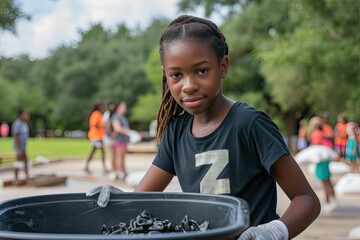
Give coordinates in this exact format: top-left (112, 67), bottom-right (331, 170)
top-left (220, 56), bottom-right (229, 79)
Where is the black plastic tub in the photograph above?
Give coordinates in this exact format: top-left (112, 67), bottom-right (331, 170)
top-left (0, 192), bottom-right (249, 240)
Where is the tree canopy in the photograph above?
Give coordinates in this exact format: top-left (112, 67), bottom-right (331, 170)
top-left (180, 0), bottom-right (359, 133)
top-left (0, 0), bottom-right (30, 34)
top-left (0, 0), bottom-right (358, 137)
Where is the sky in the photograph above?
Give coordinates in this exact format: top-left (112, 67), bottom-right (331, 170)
top-left (0, 0), bottom-right (214, 59)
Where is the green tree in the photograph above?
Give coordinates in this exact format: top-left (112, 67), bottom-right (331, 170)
top-left (178, 0), bottom-right (244, 18)
top-left (0, 55), bottom-right (34, 82)
top-left (0, 56), bottom-right (49, 135)
top-left (0, 75), bottom-right (16, 121)
top-left (131, 47), bottom-right (163, 123)
top-left (0, 0), bottom-right (30, 34)
top-left (179, 0), bottom-right (360, 135)
top-left (257, 0), bottom-right (360, 124)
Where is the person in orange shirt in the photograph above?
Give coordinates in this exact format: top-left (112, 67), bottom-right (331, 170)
top-left (318, 112), bottom-right (334, 148)
top-left (84, 102), bottom-right (108, 174)
top-left (310, 116), bottom-right (323, 145)
top-left (334, 113), bottom-right (348, 158)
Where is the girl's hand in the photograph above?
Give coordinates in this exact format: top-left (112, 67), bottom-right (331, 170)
top-left (239, 220), bottom-right (288, 240)
top-left (86, 185), bottom-right (124, 207)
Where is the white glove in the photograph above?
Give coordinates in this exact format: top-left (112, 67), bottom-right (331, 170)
top-left (239, 220), bottom-right (289, 240)
top-left (86, 185), bottom-right (123, 208)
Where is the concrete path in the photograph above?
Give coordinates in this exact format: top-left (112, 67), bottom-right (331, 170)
top-left (0, 150), bottom-right (359, 239)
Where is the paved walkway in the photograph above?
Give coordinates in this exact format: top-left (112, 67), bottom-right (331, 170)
top-left (0, 148), bottom-right (359, 239)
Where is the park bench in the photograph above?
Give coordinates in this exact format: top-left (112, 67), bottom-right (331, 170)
top-left (0, 153), bottom-right (15, 165)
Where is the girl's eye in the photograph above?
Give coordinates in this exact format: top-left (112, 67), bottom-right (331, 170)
top-left (198, 69), bottom-right (209, 75)
top-left (169, 72), bottom-right (182, 79)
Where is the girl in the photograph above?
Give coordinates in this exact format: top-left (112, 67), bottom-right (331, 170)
top-left (103, 101), bottom-right (117, 177)
top-left (318, 112), bottom-right (334, 149)
top-left (111, 101), bottom-right (130, 180)
top-left (84, 102), bottom-right (108, 174)
top-left (309, 116), bottom-right (323, 145)
top-left (135, 15), bottom-right (320, 239)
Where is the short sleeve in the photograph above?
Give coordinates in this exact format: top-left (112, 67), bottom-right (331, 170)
top-left (90, 112), bottom-right (101, 127)
top-left (152, 125), bottom-right (176, 175)
top-left (250, 113), bottom-right (290, 174)
top-left (12, 120), bottom-right (20, 135)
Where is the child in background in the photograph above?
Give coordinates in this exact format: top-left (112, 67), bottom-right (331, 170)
top-left (111, 101), bottom-right (130, 180)
top-left (103, 101), bottom-right (118, 177)
top-left (12, 109), bottom-right (30, 183)
top-left (84, 102), bottom-right (108, 174)
top-left (135, 15), bottom-right (320, 239)
top-left (318, 112), bottom-right (334, 149)
top-left (345, 122), bottom-right (359, 173)
top-left (334, 113), bottom-right (348, 157)
top-left (309, 116), bottom-right (323, 145)
top-left (309, 116), bottom-right (337, 212)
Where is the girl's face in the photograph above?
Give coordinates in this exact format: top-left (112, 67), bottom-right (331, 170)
top-left (162, 39), bottom-right (228, 116)
top-left (117, 102), bottom-right (127, 115)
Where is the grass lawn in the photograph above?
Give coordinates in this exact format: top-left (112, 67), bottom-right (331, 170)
top-left (0, 137), bottom-right (93, 162)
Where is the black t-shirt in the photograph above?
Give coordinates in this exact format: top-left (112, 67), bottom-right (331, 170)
top-left (153, 102), bottom-right (290, 226)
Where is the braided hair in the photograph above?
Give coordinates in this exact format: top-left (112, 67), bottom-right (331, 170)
top-left (156, 15), bottom-right (229, 141)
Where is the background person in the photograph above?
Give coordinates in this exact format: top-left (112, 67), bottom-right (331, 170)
top-left (84, 102), bottom-right (108, 174)
top-left (309, 116), bottom-right (337, 212)
top-left (103, 101), bottom-right (117, 174)
top-left (111, 101), bottom-right (130, 180)
top-left (318, 112), bottom-right (334, 149)
top-left (334, 113), bottom-right (348, 158)
top-left (309, 116), bottom-right (323, 145)
top-left (12, 108), bottom-right (30, 183)
top-left (345, 121), bottom-right (359, 173)
top-left (1, 121), bottom-right (10, 137)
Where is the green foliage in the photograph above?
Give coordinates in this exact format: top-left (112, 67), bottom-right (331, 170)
top-left (178, 0), bottom-right (359, 134)
top-left (0, 55), bottom-right (34, 82)
top-left (0, 0), bottom-right (30, 34)
top-left (257, 0), bottom-right (360, 123)
top-left (0, 55), bottom-right (51, 126)
top-left (79, 23), bottom-right (110, 43)
top-left (1, 1), bottom-right (358, 137)
top-left (131, 94), bottom-right (161, 123)
top-left (144, 47), bottom-right (164, 93)
top-left (0, 75), bottom-right (16, 121)
top-left (178, 0), bottom-right (244, 18)
top-left (130, 47), bottom-right (163, 123)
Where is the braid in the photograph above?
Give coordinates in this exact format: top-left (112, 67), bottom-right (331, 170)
top-left (156, 15), bottom-right (228, 141)
top-left (155, 75), bottom-right (183, 141)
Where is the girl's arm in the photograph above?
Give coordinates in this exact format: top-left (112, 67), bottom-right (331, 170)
top-left (273, 154), bottom-right (321, 239)
top-left (135, 165), bottom-right (174, 192)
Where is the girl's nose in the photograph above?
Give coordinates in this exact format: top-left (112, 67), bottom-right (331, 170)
top-left (182, 76), bottom-right (199, 94)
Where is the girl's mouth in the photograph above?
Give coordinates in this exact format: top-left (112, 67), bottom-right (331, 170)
top-left (182, 97), bottom-right (205, 108)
